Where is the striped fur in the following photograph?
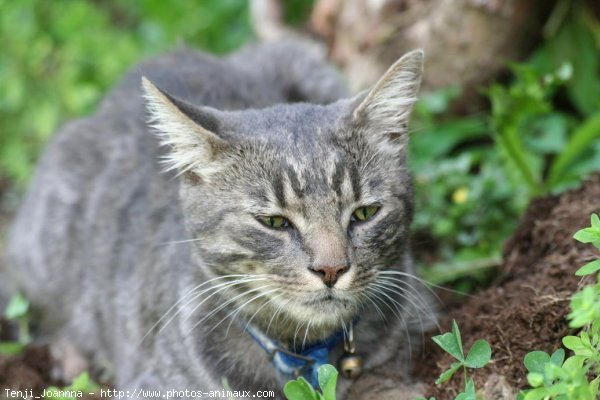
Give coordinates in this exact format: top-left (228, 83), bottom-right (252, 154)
top-left (6, 40), bottom-right (434, 398)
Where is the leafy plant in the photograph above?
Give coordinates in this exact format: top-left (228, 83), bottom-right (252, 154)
top-left (573, 214), bottom-right (600, 276)
top-left (417, 320), bottom-right (492, 400)
top-left (0, 293), bottom-right (31, 355)
top-left (44, 372), bottom-right (100, 399)
top-left (284, 364), bottom-right (338, 400)
top-left (414, 11), bottom-right (600, 284)
top-left (488, 62), bottom-right (600, 197)
top-left (0, 0), bottom-right (253, 187)
top-left (518, 213), bottom-right (600, 399)
top-left (411, 87), bottom-right (521, 286)
top-left (489, 1), bottom-right (600, 199)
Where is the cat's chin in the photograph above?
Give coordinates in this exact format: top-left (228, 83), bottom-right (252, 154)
top-left (290, 292), bottom-right (359, 325)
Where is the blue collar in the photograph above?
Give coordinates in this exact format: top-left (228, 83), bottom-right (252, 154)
top-left (245, 324), bottom-right (345, 388)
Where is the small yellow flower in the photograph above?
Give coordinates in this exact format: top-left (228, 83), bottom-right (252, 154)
top-left (452, 187), bottom-right (469, 204)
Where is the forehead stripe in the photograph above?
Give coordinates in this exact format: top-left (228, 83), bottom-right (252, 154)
top-left (272, 171), bottom-right (286, 207)
top-left (286, 166), bottom-right (304, 199)
top-left (331, 160), bottom-right (345, 198)
top-left (349, 162), bottom-right (362, 201)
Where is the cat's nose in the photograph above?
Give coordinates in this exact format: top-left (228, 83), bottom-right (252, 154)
top-left (309, 265), bottom-right (349, 288)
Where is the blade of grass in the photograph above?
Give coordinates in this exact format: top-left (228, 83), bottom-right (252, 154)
top-left (496, 127), bottom-right (542, 194)
top-left (547, 112), bottom-right (600, 188)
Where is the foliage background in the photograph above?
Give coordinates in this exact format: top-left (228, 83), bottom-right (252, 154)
top-left (0, 0), bottom-right (252, 187)
top-left (1, 0), bottom-right (599, 287)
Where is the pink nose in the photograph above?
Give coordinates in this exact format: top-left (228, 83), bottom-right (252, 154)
top-left (309, 265), bottom-right (349, 288)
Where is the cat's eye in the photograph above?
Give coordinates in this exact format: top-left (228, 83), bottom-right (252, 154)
top-left (259, 216), bottom-right (291, 229)
top-left (351, 205), bottom-right (380, 222)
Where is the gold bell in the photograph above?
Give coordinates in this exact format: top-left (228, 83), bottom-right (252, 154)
top-left (338, 352), bottom-right (363, 379)
top-left (339, 324), bottom-right (363, 379)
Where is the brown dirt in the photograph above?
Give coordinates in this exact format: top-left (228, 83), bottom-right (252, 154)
top-left (415, 173), bottom-right (600, 398)
top-left (0, 330), bottom-right (106, 399)
top-left (0, 345), bottom-right (54, 392)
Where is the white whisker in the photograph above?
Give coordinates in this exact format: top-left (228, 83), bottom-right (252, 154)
top-left (301, 317), bottom-right (313, 350)
top-left (187, 284), bottom-right (273, 334)
top-left (241, 292), bottom-right (285, 336)
top-left (366, 285), bottom-right (413, 356)
top-left (372, 280), bottom-right (427, 338)
top-left (363, 295), bottom-right (387, 323)
top-left (377, 276), bottom-right (436, 313)
top-left (376, 275), bottom-right (440, 329)
top-left (266, 296), bottom-right (293, 336)
top-left (209, 288), bottom-right (281, 336)
top-left (139, 274), bottom-right (268, 345)
top-left (378, 270), bottom-right (469, 297)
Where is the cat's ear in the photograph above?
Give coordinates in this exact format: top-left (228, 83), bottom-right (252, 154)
top-left (351, 49), bottom-right (423, 154)
top-left (141, 77), bottom-right (230, 177)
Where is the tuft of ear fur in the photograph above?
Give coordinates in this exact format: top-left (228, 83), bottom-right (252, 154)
top-left (352, 49), bottom-right (424, 154)
top-left (141, 77), bottom-right (229, 177)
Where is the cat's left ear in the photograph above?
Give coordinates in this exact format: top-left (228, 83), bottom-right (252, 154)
top-left (351, 49), bottom-right (423, 154)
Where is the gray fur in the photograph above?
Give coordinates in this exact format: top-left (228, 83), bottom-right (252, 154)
top-left (6, 40), bottom-right (434, 398)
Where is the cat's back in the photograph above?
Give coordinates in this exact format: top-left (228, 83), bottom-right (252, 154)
top-left (4, 49), bottom-right (227, 329)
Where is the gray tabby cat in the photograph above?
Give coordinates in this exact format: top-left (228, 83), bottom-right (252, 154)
top-left (6, 39), bottom-right (434, 398)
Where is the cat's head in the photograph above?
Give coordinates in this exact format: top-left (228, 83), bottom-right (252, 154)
top-left (143, 50), bottom-right (423, 340)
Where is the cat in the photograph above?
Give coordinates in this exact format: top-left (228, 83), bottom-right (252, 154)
top-left (5, 38), bottom-right (435, 398)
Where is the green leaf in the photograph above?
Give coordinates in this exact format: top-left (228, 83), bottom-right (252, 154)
top-left (435, 362), bottom-right (462, 385)
top-left (70, 372), bottom-right (99, 391)
top-left (451, 320), bottom-right (464, 358)
top-left (455, 378), bottom-right (476, 400)
top-left (562, 335), bottom-right (585, 350)
top-left (580, 331), bottom-right (591, 348)
top-left (524, 351), bottom-right (550, 374)
top-left (550, 348), bottom-right (565, 366)
top-left (592, 214), bottom-right (600, 229)
top-left (562, 355), bottom-right (585, 371)
top-left (0, 341), bottom-right (24, 356)
top-left (568, 285), bottom-right (599, 328)
top-left (432, 322), bottom-right (464, 362)
top-left (524, 387), bottom-right (552, 400)
top-left (464, 339), bottom-right (492, 368)
top-left (317, 364), bottom-right (338, 400)
top-left (494, 123), bottom-right (541, 194)
top-left (527, 372), bottom-right (544, 387)
top-left (575, 259), bottom-right (600, 276)
top-left (284, 377), bottom-right (318, 400)
top-left (4, 293), bottom-right (30, 320)
top-left (548, 113), bottom-right (600, 187)
top-left (573, 227), bottom-right (600, 244)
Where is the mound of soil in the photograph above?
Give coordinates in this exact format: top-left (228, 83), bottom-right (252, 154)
top-left (0, 344), bottom-right (53, 392)
top-left (0, 328), bottom-right (105, 398)
top-left (415, 173), bottom-right (600, 398)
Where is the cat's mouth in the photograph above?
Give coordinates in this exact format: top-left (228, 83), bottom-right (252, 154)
top-left (275, 289), bottom-right (359, 328)
top-left (302, 290), bottom-right (356, 310)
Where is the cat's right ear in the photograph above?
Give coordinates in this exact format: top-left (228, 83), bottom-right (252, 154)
top-left (141, 77), bottom-right (230, 179)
